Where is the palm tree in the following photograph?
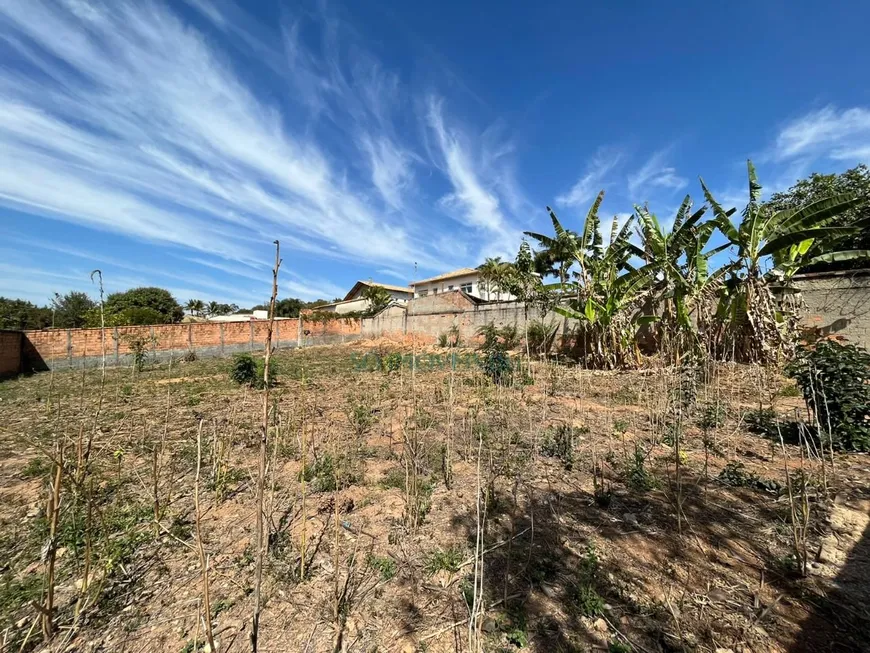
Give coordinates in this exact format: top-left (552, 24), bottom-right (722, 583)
top-left (701, 160), bottom-right (867, 361)
top-left (524, 222), bottom-right (581, 285)
top-left (361, 285), bottom-right (392, 315)
top-left (206, 300), bottom-right (219, 318)
top-left (478, 257), bottom-right (513, 301)
top-left (185, 298), bottom-right (205, 317)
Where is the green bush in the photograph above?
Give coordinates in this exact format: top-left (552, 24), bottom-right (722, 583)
top-left (476, 323), bottom-right (520, 350)
top-left (437, 325), bottom-right (461, 348)
top-left (787, 341), bottom-right (870, 451)
top-left (299, 454), bottom-right (359, 492)
top-left (540, 425), bottom-right (586, 469)
top-left (717, 460), bottom-right (783, 494)
top-left (379, 352), bottom-right (403, 372)
top-left (572, 582), bottom-right (604, 617)
top-left (230, 353), bottom-right (257, 385)
top-left (125, 334), bottom-right (154, 371)
top-left (230, 353), bottom-right (277, 388)
top-left (526, 319), bottom-right (559, 354)
top-left (424, 546), bottom-right (464, 575)
top-left (479, 347), bottom-right (513, 385)
top-left (499, 324), bottom-right (520, 349)
top-left (366, 554), bottom-right (397, 581)
top-left (626, 444), bottom-right (656, 492)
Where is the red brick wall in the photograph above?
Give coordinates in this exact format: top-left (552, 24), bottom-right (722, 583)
top-left (17, 317), bottom-right (361, 368)
top-left (302, 318), bottom-right (361, 337)
top-left (0, 330), bottom-right (22, 377)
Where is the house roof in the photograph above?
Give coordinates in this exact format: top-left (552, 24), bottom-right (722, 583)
top-left (411, 267), bottom-right (478, 285)
top-left (313, 298), bottom-right (366, 309)
top-left (343, 280), bottom-right (413, 301)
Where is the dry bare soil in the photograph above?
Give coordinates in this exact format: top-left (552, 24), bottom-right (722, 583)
top-left (0, 342), bottom-right (868, 652)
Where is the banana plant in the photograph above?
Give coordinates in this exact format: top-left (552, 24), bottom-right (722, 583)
top-left (634, 197), bottom-right (732, 356)
top-left (535, 192), bottom-right (652, 367)
top-left (700, 160), bottom-right (867, 362)
top-left (700, 160), bottom-right (866, 280)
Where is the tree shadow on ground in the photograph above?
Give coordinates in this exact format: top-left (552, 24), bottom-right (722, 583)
top-left (443, 459), bottom-right (867, 652)
top-left (788, 521), bottom-right (870, 653)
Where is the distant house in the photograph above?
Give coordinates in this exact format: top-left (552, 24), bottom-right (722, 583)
top-left (315, 281), bottom-right (413, 314)
top-left (206, 310), bottom-right (293, 322)
top-left (411, 267), bottom-right (513, 301)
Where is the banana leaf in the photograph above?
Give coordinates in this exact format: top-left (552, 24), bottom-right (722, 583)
top-left (759, 226), bottom-right (861, 257)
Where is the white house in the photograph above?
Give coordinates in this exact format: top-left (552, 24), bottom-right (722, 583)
top-left (315, 280), bottom-right (413, 314)
top-left (410, 268), bottom-right (514, 301)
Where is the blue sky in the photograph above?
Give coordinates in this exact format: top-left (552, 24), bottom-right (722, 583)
top-left (2, 0), bottom-right (870, 307)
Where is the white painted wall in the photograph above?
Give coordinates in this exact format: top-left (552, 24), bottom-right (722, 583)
top-left (318, 298), bottom-right (370, 314)
top-left (412, 271), bottom-right (513, 301)
top-left (348, 288), bottom-right (411, 303)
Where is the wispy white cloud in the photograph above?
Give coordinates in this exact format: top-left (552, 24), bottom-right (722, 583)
top-left (359, 135), bottom-right (414, 210)
top-left (627, 148), bottom-right (688, 199)
top-left (0, 0), bottom-right (455, 287)
top-left (774, 106), bottom-right (870, 162)
top-left (556, 147), bottom-right (623, 207)
top-left (425, 96), bottom-right (521, 259)
top-left (376, 268), bottom-right (411, 283)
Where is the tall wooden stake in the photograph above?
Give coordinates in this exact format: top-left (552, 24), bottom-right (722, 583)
top-left (252, 241), bottom-right (281, 652)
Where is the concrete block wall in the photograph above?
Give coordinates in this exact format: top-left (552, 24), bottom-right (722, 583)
top-left (0, 330), bottom-right (22, 377)
top-left (363, 291), bottom-right (556, 345)
top-left (364, 278), bottom-right (870, 352)
top-left (15, 317), bottom-right (361, 372)
top-left (793, 270), bottom-right (870, 349)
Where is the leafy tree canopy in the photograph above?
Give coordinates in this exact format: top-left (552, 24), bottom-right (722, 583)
top-left (51, 291), bottom-right (95, 328)
top-left (252, 297), bottom-right (334, 317)
top-left (0, 297), bottom-right (52, 330)
top-left (84, 306), bottom-right (166, 327)
top-left (361, 285), bottom-right (392, 315)
top-left (764, 164), bottom-right (870, 272)
top-left (103, 287), bottom-right (184, 324)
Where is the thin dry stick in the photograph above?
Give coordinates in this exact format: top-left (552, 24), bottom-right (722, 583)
top-left (252, 240), bottom-right (281, 652)
top-left (194, 420), bottom-right (217, 653)
top-left (468, 436), bottom-right (485, 653)
top-left (300, 407), bottom-right (308, 580)
top-left (42, 447), bottom-right (64, 639)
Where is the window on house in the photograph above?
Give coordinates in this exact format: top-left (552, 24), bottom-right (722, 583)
top-left (432, 288), bottom-right (438, 294)
top-left (418, 289), bottom-right (428, 297)
top-left (447, 285), bottom-right (454, 290)
top-left (460, 283), bottom-right (472, 293)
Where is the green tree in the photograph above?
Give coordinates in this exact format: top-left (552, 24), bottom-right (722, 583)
top-left (361, 285), bottom-right (392, 315)
top-left (252, 298), bottom-right (304, 317)
top-left (765, 164), bottom-right (870, 272)
top-left (206, 302), bottom-right (238, 317)
top-left (103, 287), bottom-right (184, 324)
top-left (545, 192), bottom-right (654, 368)
top-left (51, 291), bottom-right (96, 328)
top-left (0, 297), bottom-right (53, 330)
top-left (185, 299), bottom-right (205, 316)
top-left (634, 197), bottom-right (730, 356)
top-left (524, 225), bottom-right (581, 285)
top-left (701, 160), bottom-right (867, 362)
top-left (478, 257), bottom-right (515, 301)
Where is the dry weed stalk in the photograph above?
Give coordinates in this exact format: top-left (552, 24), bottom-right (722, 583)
top-left (252, 239), bottom-right (281, 652)
top-left (194, 420), bottom-right (217, 652)
top-left (779, 421), bottom-right (812, 577)
top-left (300, 407), bottom-right (308, 581)
top-left (41, 446), bottom-right (65, 639)
top-left (467, 436), bottom-right (488, 653)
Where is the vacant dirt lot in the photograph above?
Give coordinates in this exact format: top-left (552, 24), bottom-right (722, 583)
top-left (0, 342), bottom-right (868, 652)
